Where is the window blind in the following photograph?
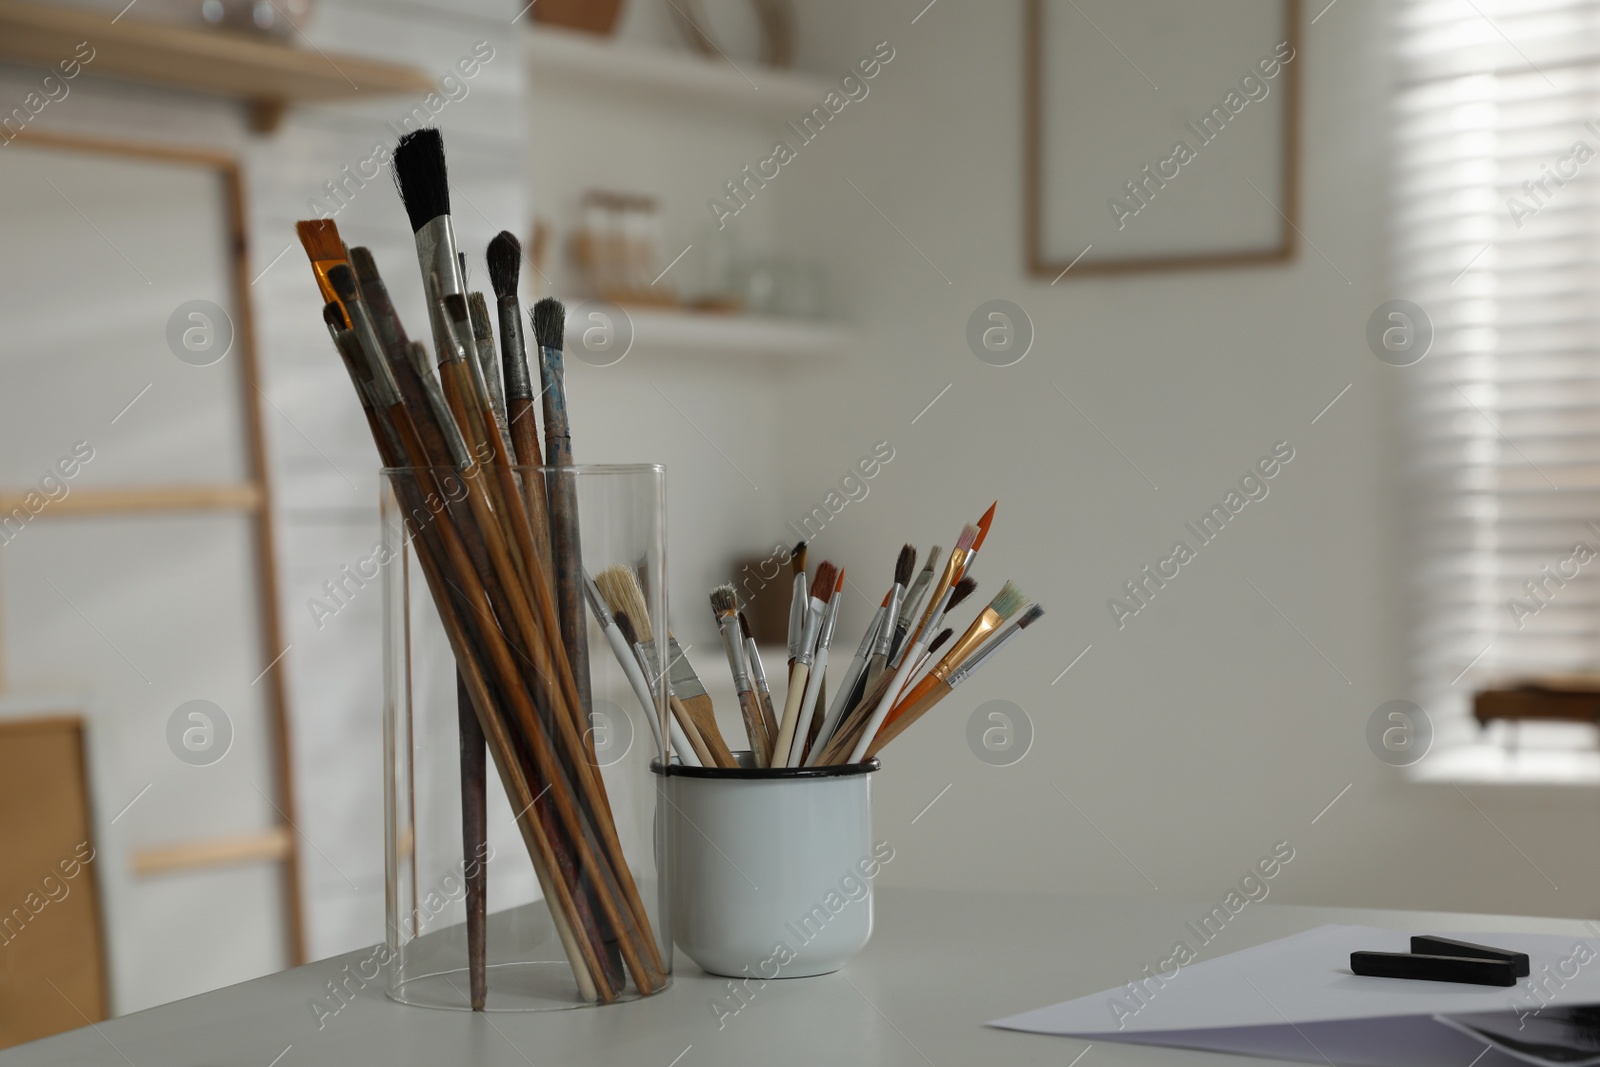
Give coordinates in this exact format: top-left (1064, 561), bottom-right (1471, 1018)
top-left (1396, 0), bottom-right (1600, 760)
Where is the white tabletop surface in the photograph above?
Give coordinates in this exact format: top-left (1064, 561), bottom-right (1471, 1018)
top-left (4, 888), bottom-right (1590, 1065)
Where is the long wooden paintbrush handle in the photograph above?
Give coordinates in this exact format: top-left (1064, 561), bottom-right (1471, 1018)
top-left (670, 694), bottom-right (716, 767)
top-left (388, 381), bottom-right (640, 995)
top-left (736, 688), bottom-right (771, 767)
top-left (439, 360), bottom-right (666, 989)
top-left (771, 663), bottom-right (810, 766)
top-left (457, 671), bottom-right (487, 1011)
top-left (506, 395), bottom-right (554, 573)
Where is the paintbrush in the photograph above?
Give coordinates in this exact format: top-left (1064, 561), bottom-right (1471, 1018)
top-left (841, 530), bottom-right (975, 764)
top-left (869, 604), bottom-right (1044, 759)
top-left (583, 570), bottom-right (682, 764)
top-left (809, 593), bottom-right (886, 765)
top-left (486, 231), bottom-right (555, 574)
top-left (597, 565), bottom-right (733, 766)
top-left (456, 670), bottom-right (487, 1010)
top-left (532, 297), bottom-right (595, 732)
top-left (888, 545), bottom-right (940, 663)
top-left (740, 611), bottom-right (780, 744)
top-left (321, 237), bottom-right (666, 1001)
top-left (908, 627), bottom-right (955, 680)
top-left (786, 541), bottom-right (807, 673)
top-left (391, 129), bottom-right (471, 375)
top-left (467, 291), bottom-right (513, 460)
top-left (712, 585), bottom-right (772, 765)
top-left (785, 566), bottom-right (843, 766)
top-left (772, 562), bottom-right (837, 765)
top-left (859, 544), bottom-right (918, 702)
top-left (613, 608), bottom-right (712, 768)
top-left (295, 219), bottom-right (347, 311)
top-left (891, 529), bottom-right (975, 671)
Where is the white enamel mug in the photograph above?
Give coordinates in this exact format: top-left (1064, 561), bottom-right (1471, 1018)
top-left (654, 754), bottom-right (884, 979)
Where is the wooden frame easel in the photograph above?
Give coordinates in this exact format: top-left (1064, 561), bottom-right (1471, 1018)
top-left (0, 129), bottom-right (304, 965)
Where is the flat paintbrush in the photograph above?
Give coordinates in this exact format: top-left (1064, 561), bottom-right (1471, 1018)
top-left (597, 566), bottom-right (727, 767)
top-left (487, 231), bottom-right (554, 574)
top-left (612, 609), bottom-right (707, 767)
top-left (713, 585), bottom-right (772, 765)
top-left (532, 298), bottom-right (595, 735)
top-left (295, 219), bottom-right (347, 312)
top-left (868, 604), bottom-right (1044, 758)
top-left (583, 570), bottom-right (679, 764)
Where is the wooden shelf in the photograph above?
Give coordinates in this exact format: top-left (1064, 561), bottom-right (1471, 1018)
top-left (525, 25), bottom-right (834, 119)
top-left (625, 309), bottom-right (853, 359)
top-left (0, 1), bottom-right (433, 132)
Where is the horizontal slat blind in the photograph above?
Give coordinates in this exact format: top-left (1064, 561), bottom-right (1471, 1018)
top-left (1398, 1), bottom-right (1600, 749)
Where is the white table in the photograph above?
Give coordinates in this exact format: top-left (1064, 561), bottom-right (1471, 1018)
top-left (5, 889), bottom-right (1589, 1065)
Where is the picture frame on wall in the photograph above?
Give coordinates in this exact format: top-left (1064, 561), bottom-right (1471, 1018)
top-left (1026, 0), bottom-right (1301, 278)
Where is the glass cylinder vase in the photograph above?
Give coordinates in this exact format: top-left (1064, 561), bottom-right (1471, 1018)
top-left (380, 463), bottom-right (672, 1011)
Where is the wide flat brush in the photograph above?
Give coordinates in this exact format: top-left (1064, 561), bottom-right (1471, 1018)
top-left (487, 231), bottom-right (554, 573)
top-left (772, 562), bottom-right (837, 766)
top-left (868, 604), bottom-right (1044, 758)
top-left (596, 565), bottom-right (723, 767)
top-left (713, 585), bottom-right (772, 765)
top-left (295, 219), bottom-right (347, 311)
top-left (614, 609), bottom-right (712, 768)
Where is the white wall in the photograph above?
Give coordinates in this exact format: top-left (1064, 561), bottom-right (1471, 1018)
top-left (761, 0), bottom-right (1600, 920)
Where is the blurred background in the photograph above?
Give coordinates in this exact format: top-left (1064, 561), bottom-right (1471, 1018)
top-left (3, 0), bottom-right (1598, 1046)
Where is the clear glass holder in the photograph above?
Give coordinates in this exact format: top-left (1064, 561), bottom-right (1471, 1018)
top-left (381, 463), bottom-right (672, 1011)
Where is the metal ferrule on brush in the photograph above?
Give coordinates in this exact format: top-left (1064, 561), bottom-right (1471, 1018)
top-left (795, 600), bottom-right (825, 669)
top-left (415, 216), bottom-right (465, 362)
top-left (929, 610), bottom-right (1006, 684)
top-left (498, 302), bottom-right (534, 401)
top-left (582, 572), bottom-right (614, 628)
top-left (871, 587), bottom-right (903, 659)
top-left (787, 573), bottom-right (806, 660)
top-left (746, 635), bottom-right (773, 695)
top-left (717, 616), bottom-right (751, 694)
top-left (947, 625), bottom-right (1024, 688)
top-left (817, 594), bottom-right (842, 655)
top-left (344, 300), bottom-right (403, 409)
top-left (539, 343), bottom-right (570, 437)
top-left (855, 608), bottom-right (885, 660)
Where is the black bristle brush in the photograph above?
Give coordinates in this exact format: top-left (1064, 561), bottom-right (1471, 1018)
top-left (533, 297), bottom-right (594, 733)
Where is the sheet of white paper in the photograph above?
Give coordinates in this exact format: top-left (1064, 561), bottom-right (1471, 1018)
top-left (990, 925), bottom-right (1600, 1037)
top-left (1122, 1015), bottom-right (1529, 1067)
